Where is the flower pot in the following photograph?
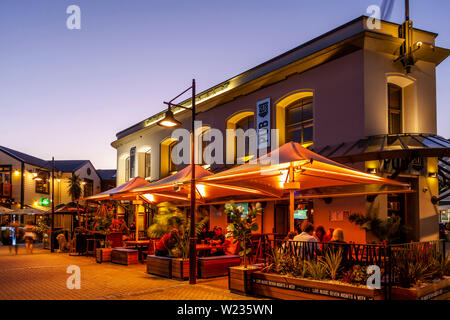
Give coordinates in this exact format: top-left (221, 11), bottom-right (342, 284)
top-left (228, 265), bottom-right (261, 295)
top-left (251, 272), bottom-right (385, 300)
top-left (391, 277), bottom-right (450, 300)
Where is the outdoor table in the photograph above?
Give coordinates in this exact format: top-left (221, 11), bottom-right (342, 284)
top-left (123, 240), bottom-right (150, 262)
top-left (196, 244), bottom-right (226, 257)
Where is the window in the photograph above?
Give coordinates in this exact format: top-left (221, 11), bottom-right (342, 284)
top-left (285, 97), bottom-right (313, 145)
top-left (125, 157), bottom-right (130, 181)
top-left (35, 176), bottom-right (49, 194)
top-left (235, 115), bottom-right (256, 163)
top-left (388, 83), bottom-right (402, 134)
top-left (145, 150), bottom-right (151, 178)
top-left (83, 179), bottom-right (93, 197)
top-left (168, 141), bottom-right (178, 175)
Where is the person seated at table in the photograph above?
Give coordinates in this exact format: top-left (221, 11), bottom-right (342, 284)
top-left (314, 226), bottom-right (326, 242)
top-left (325, 228), bottom-right (349, 267)
top-left (198, 226), bottom-right (213, 243)
top-left (210, 227), bottom-right (226, 256)
top-left (155, 229), bottom-right (178, 257)
top-left (293, 222), bottom-right (319, 258)
top-left (323, 227), bottom-right (334, 243)
top-left (223, 233), bottom-right (239, 255)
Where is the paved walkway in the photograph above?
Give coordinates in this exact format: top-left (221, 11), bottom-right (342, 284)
top-left (0, 245), bottom-right (260, 300)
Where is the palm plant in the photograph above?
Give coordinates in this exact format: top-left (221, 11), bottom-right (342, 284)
top-left (322, 249), bottom-right (342, 280)
top-left (68, 174), bottom-right (83, 224)
top-left (225, 201), bottom-right (262, 268)
top-left (147, 204), bottom-right (208, 259)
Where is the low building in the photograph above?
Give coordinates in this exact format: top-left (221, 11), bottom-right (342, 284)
top-left (0, 146), bottom-right (105, 211)
top-left (111, 16), bottom-right (450, 243)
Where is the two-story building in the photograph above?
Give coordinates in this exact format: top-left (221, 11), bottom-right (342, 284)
top-left (111, 16), bottom-right (450, 243)
top-left (0, 146), bottom-right (114, 212)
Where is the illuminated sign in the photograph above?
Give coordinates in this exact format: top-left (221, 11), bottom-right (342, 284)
top-left (39, 197), bottom-right (50, 206)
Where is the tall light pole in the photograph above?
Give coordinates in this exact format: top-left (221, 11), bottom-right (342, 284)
top-left (158, 79), bottom-right (197, 284)
top-left (50, 157), bottom-right (55, 253)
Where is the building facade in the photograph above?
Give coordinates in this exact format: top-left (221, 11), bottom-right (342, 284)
top-left (111, 16), bottom-right (450, 243)
top-left (0, 146), bottom-right (114, 211)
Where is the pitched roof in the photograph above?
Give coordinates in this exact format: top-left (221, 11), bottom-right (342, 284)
top-left (97, 169), bottom-right (117, 181)
top-left (53, 160), bottom-right (90, 172)
top-left (0, 145), bottom-right (51, 169)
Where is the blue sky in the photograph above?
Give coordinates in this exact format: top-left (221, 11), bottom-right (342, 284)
top-left (0, 0), bottom-right (449, 169)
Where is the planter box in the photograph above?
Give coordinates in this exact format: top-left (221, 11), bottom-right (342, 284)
top-left (391, 278), bottom-right (450, 300)
top-left (111, 248), bottom-right (139, 265)
top-left (199, 255), bottom-right (241, 278)
top-left (146, 255), bottom-right (172, 278)
top-left (96, 248), bottom-right (112, 263)
top-left (171, 259), bottom-right (190, 281)
top-left (252, 272), bottom-right (384, 300)
top-left (228, 266), bottom-right (261, 295)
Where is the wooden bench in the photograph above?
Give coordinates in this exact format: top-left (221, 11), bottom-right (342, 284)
top-left (96, 248), bottom-right (112, 263)
top-left (198, 255), bottom-right (241, 278)
top-left (111, 248), bottom-right (139, 265)
top-left (146, 255), bottom-right (172, 278)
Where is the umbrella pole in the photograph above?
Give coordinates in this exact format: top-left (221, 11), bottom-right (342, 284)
top-left (289, 163), bottom-right (295, 232)
top-left (135, 202), bottom-right (139, 241)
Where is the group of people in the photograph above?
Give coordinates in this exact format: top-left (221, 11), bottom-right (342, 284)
top-left (3, 224), bottom-right (38, 255)
top-left (285, 222), bottom-right (346, 245)
top-left (154, 225), bottom-right (239, 257)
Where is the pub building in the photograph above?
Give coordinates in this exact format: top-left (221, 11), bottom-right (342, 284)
top-left (111, 16), bottom-right (450, 243)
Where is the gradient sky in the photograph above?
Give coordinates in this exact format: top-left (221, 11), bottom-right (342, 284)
top-left (0, 0), bottom-right (449, 169)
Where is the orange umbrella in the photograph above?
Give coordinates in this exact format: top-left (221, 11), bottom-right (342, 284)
top-left (83, 177), bottom-right (149, 201)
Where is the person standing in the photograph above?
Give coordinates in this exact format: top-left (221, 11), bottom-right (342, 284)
top-left (24, 225), bottom-right (37, 254)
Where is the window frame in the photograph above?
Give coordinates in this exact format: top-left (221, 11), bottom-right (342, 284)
top-left (285, 97), bottom-right (314, 145)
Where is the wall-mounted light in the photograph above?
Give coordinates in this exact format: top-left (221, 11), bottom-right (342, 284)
top-left (416, 41), bottom-right (423, 48)
top-left (13, 170), bottom-right (20, 176)
top-left (428, 172), bottom-right (437, 178)
top-left (367, 168), bottom-right (377, 174)
top-left (56, 178), bottom-right (61, 182)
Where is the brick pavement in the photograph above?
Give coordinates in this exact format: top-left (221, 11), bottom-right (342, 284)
top-left (0, 245), bottom-right (260, 300)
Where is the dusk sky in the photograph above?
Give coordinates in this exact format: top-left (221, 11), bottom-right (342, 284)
top-left (1, 0), bottom-right (449, 169)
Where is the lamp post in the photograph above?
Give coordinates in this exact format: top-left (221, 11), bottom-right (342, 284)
top-left (158, 79), bottom-right (197, 284)
top-left (50, 157), bottom-right (55, 253)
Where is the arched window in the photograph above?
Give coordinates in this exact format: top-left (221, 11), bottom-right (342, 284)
top-left (168, 141), bottom-right (178, 175)
top-left (285, 97), bottom-right (313, 145)
top-left (226, 111), bottom-right (256, 164)
top-left (275, 90), bottom-right (314, 146)
top-left (388, 83), bottom-right (402, 134)
top-left (160, 137), bottom-right (178, 178)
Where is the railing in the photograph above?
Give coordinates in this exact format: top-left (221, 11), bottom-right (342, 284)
top-left (254, 239), bottom-right (446, 300)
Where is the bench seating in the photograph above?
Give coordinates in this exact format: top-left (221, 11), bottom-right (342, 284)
top-left (111, 248), bottom-right (139, 265)
top-left (146, 255), bottom-right (172, 278)
top-left (198, 255), bottom-right (241, 278)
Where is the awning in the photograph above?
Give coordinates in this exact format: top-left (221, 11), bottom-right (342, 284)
top-left (83, 177), bottom-right (149, 201)
top-left (6, 207), bottom-right (49, 215)
top-left (197, 142), bottom-right (410, 202)
top-left (314, 134), bottom-right (450, 163)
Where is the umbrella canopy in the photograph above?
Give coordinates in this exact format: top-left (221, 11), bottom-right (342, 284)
top-left (8, 207), bottom-right (49, 215)
top-left (196, 142), bottom-right (410, 202)
top-left (55, 202), bottom-right (86, 213)
top-left (132, 165), bottom-right (217, 204)
top-left (0, 206), bottom-right (13, 214)
top-left (83, 177), bottom-right (149, 201)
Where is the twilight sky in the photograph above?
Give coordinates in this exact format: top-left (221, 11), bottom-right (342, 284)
top-left (0, 0), bottom-right (449, 169)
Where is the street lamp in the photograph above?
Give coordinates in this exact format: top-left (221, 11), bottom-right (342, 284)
top-left (158, 79), bottom-right (197, 284)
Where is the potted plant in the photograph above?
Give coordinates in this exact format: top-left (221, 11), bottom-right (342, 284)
top-left (147, 204), bottom-right (208, 280)
top-left (225, 201), bottom-right (262, 294)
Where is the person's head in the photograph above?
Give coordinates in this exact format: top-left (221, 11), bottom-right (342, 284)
top-left (332, 228), bottom-right (344, 242)
top-left (286, 231), bottom-right (297, 240)
top-left (301, 222), bottom-right (314, 235)
top-left (315, 226), bottom-right (325, 240)
top-left (327, 228), bottom-right (334, 234)
top-left (215, 227), bottom-right (223, 236)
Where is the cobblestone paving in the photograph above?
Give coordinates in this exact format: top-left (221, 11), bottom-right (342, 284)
top-left (0, 245), bottom-right (260, 300)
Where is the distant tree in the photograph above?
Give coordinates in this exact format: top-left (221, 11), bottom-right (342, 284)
top-left (68, 174), bottom-right (82, 202)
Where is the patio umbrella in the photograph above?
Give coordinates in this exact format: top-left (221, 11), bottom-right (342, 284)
top-left (196, 142), bottom-right (410, 230)
top-left (0, 206), bottom-right (13, 214)
top-left (132, 164), bottom-right (279, 204)
top-left (9, 207), bottom-right (49, 215)
top-left (83, 177), bottom-right (149, 201)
